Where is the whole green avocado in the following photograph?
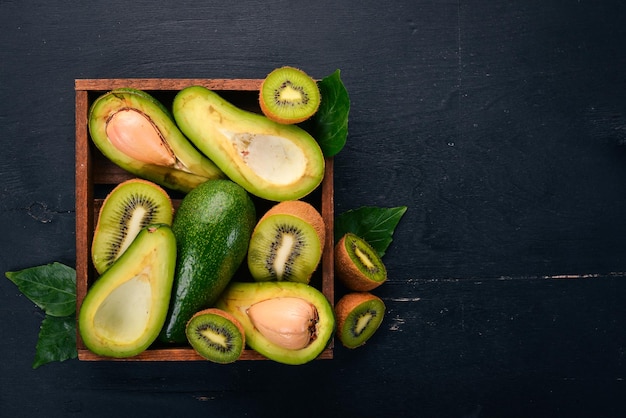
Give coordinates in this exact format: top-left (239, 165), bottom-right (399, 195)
top-left (159, 179), bottom-right (256, 343)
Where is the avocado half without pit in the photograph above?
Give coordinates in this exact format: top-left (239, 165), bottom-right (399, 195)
top-left (215, 281), bottom-right (335, 365)
top-left (78, 224), bottom-right (177, 358)
top-left (88, 88), bottom-right (224, 193)
top-left (172, 86), bottom-right (326, 202)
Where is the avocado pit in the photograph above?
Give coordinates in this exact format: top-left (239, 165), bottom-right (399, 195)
top-left (106, 108), bottom-right (177, 167)
top-left (246, 297), bottom-right (318, 350)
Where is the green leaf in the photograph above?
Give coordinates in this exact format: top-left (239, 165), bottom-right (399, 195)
top-left (33, 315), bottom-right (77, 369)
top-left (306, 69), bottom-right (350, 157)
top-left (334, 206), bottom-right (408, 257)
top-left (6, 262), bottom-right (78, 368)
top-left (5, 262), bottom-right (76, 317)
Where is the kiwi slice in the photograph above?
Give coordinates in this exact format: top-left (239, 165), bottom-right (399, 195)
top-left (334, 233), bottom-right (387, 291)
top-left (186, 308), bottom-right (245, 364)
top-left (91, 178), bottom-right (173, 274)
top-left (259, 66), bottom-right (321, 124)
top-left (335, 292), bottom-right (386, 349)
top-left (247, 200), bottom-right (325, 284)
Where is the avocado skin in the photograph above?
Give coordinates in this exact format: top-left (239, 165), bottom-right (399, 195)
top-left (215, 281), bottom-right (335, 365)
top-left (159, 179), bottom-right (256, 344)
top-left (79, 224), bottom-right (177, 358)
top-left (88, 88), bottom-right (224, 193)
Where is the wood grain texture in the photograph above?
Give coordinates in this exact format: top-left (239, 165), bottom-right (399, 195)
top-left (3, 0), bottom-right (626, 416)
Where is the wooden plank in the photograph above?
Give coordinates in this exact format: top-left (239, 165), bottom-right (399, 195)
top-left (74, 89), bottom-right (91, 325)
top-left (321, 157), bottom-right (335, 308)
top-left (75, 78), bottom-right (263, 91)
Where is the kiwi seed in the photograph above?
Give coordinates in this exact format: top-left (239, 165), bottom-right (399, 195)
top-left (334, 233), bottom-right (387, 291)
top-left (335, 292), bottom-right (386, 349)
top-left (91, 178), bottom-right (173, 274)
top-left (259, 66), bottom-right (321, 124)
top-left (247, 200), bottom-right (325, 284)
top-left (185, 308), bottom-right (245, 364)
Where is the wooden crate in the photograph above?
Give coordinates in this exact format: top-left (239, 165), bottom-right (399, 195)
top-left (75, 79), bottom-right (334, 361)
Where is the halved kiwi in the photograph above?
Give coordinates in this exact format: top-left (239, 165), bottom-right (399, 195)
top-left (91, 178), bottom-right (173, 274)
top-left (185, 308), bottom-right (245, 364)
top-left (335, 292), bottom-right (386, 349)
top-left (335, 233), bottom-right (387, 291)
top-left (247, 200), bottom-right (325, 284)
top-left (259, 66), bottom-right (321, 124)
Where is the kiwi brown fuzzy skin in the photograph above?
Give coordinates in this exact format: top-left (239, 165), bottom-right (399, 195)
top-left (335, 292), bottom-right (385, 349)
top-left (334, 233), bottom-right (387, 291)
top-left (186, 308), bottom-right (246, 364)
top-left (259, 66), bottom-right (321, 125)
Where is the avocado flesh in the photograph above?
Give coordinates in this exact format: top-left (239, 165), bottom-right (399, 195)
top-left (172, 86), bottom-right (325, 201)
top-left (214, 281), bottom-right (334, 365)
top-left (78, 224), bottom-right (177, 358)
top-left (88, 88), bottom-right (224, 193)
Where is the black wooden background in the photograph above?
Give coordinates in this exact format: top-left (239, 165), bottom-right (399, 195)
top-left (2, 1), bottom-right (626, 417)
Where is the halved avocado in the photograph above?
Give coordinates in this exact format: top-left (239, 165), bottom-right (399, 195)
top-left (88, 88), bottom-right (224, 193)
top-left (214, 281), bottom-right (334, 365)
top-left (78, 224), bottom-right (176, 358)
top-left (172, 86), bottom-right (325, 201)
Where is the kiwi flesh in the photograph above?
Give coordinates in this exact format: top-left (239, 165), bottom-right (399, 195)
top-left (186, 308), bottom-right (245, 364)
top-left (91, 178), bottom-right (173, 274)
top-left (247, 200), bottom-right (325, 284)
top-left (259, 66), bottom-right (321, 124)
top-left (335, 292), bottom-right (386, 349)
top-left (335, 233), bottom-right (387, 291)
